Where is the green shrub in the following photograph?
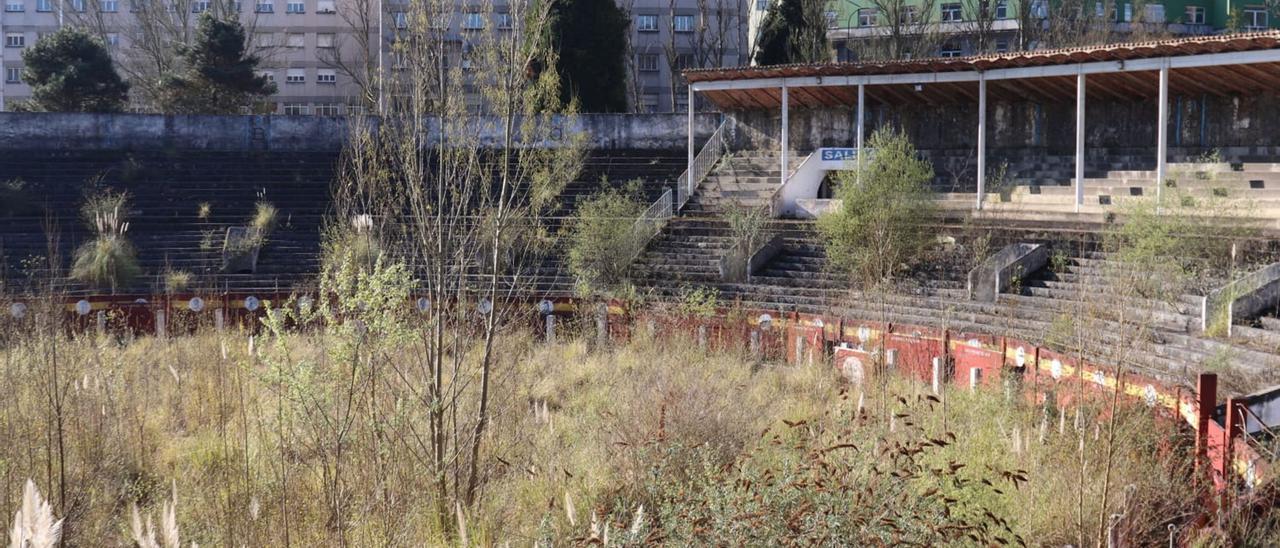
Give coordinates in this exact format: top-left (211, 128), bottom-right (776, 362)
top-left (70, 233), bottom-right (140, 291)
top-left (566, 182), bottom-right (647, 297)
top-left (817, 128), bottom-right (937, 287)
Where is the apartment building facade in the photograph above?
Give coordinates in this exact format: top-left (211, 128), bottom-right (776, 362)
top-left (0, 0), bottom-right (747, 113)
top-left (825, 0), bottom-right (1279, 61)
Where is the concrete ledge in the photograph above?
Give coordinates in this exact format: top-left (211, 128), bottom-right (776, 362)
top-left (793, 198), bottom-right (842, 219)
top-left (967, 243), bottom-right (1049, 302)
top-left (719, 232), bottom-right (786, 283)
top-left (0, 112), bottom-right (721, 151)
top-left (1203, 262), bottom-right (1280, 335)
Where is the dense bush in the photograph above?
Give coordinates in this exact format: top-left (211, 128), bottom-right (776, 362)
top-left (566, 182), bottom-right (648, 297)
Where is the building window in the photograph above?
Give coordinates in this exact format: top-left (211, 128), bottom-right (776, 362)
top-left (314, 104), bottom-right (341, 116)
top-left (5, 67), bottom-right (20, 83)
top-left (348, 104), bottom-right (365, 116)
top-left (69, 0), bottom-right (83, 11)
top-left (282, 103), bottom-right (309, 115)
top-left (1143, 3), bottom-right (1164, 22)
top-left (902, 6), bottom-right (919, 23)
top-left (673, 14), bottom-right (693, 32)
top-left (286, 32), bottom-right (304, 48)
top-left (995, 0), bottom-right (1007, 18)
top-left (106, 33), bottom-right (119, 46)
top-left (825, 10), bottom-right (837, 27)
top-left (101, 0), bottom-right (117, 10)
top-left (496, 12), bottom-right (512, 29)
top-left (1121, 3), bottom-right (1131, 21)
top-left (35, 0), bottom-right (49, 10)
top-left (1184, 5), bottom-right (1204, 24)
top-left (462, 12), bottom-right (485, 29)
top-left (637, 53), bottom-right (659, 71)
top-left (640, 94), bottom-right (659, 113)
top-left (858, 7), bottom-right (876, 26)
top-left (255, 33), bottom-right (274, 47)
top-left (940, 43), bottom-right (962, 57)
top-left (317, 69), bottom-right (336, 84)
top-left (317, 33), bottom-right (335, 48)
top-left (1032, 0), bottom-right (1047, 18)
top-left (258, 71), bottom-right (275, 84)
top-left (636, 14), bottom-right (657, 32)
top-left (286, 68), bottom-right (305, 83)
top-left (285, 0), bottom-right (303, 13)
top-left (191, 0), bottom-right (208, 12)
top-left (994, 39), bottom-right (1009, 52)
top-left (4, 0), bottom-right (21, 11)
top-left (1244, 7), bottom-right (1268, 30)
top-left (255, 0), bottom-right (272, 12)
top-left (1095, 2), bottom-right (1104, 16)
top-left (941, 3), bottom-right (961, 22)
top-left (674, 53), bottom-right (694, 69)
top-left (393, 11), bottom-right (407, 28)
top-left (755, 0), bottom-right (766, 9)
top-left (5, 33), bottom-right (25, 48)
top-left (316, 0), bottom-right (333, 12)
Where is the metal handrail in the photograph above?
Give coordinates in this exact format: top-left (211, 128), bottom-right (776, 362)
top-left (628, 188), bottom-right (674, 265)
top-left (675, 119), bottom-right (729, 211)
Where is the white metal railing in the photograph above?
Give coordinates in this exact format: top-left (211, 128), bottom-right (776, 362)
top-left (676, 119), bottom-right (729, 211)
top-left (628, 188), bottom-right (674, 264)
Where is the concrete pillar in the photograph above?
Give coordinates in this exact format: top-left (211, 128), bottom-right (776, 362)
top-left (932, 357), bottom-right (943, 394)
top-left (1075, 71), bottom-right (1086, 212)
top-left (698, 325), bottom-right (708, 349)
top-left (780, 85), bottom-right (789, 183)
top-left (96, 310), bottom-right (106, 336)
top-left (856, 83), bottom-right (866, 180)
top-left (545, 314), bottom-right (556, 344)
top-left (885, 349), bottom-right (897, 372)
top-left (155, 310), bottom-right (167, 339)
top-left (214, 309), bottom-right (225, 332)
top-left (1157, 61), bottom-right (1170, 206)
top-left (750, 329), bottom-right (761, 357)
top-left (687, 85), bottom-right (695, 198)
top-left (595, 304), bottom-right (608, 349)
top-left (976, 75), bottom-right (987, 210)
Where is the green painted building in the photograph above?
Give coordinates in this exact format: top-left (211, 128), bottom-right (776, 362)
top-left (825, 0), bottom-right (1278, 60)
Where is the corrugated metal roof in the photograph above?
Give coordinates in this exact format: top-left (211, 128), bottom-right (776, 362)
top-left (685, 31), bottom-right (1280, 83)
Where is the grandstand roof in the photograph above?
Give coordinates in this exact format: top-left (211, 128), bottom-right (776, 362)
top-left (685, 32), bottom-right (1280, 109)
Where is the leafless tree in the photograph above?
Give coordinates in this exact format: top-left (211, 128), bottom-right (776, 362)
top-left (316, 0), bottom-right (379, 111)
top-left (853, 0), bottom-right (944, 61)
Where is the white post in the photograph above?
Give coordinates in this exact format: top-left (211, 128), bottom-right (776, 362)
top-left (687, 85), bottom-right (695, 198)
top-left (377, 0), bottom-right (384, 115)
top-left (976, 75), bottom-right (987, 210)
top-left (1156, 61), bottom-right (1170, 206)
top-left (1075, 71), bottom-right (1086, 212)
top-left (856, 84), bottom-right (866, 177)
top-left (931, 357), bottom-right (943, 394)
top-left (970, 367), bottom-right (983, 390)
top-left (780, 85), bottom-right (789, 183)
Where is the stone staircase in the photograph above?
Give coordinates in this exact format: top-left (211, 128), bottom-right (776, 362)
top-left (683, 151), bottom-right (784, 215)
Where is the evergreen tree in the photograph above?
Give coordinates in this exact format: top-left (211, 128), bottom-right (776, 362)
top-left (162, 13), bottom-right (276, 114)
top-left (20, 28), bottom-right (129, 113)
top-left (549, 0), bottom-right (629, 112)
top-left (754, 0), bottom-right (831, 66)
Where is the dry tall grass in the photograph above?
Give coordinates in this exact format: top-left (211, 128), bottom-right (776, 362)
top-left (0, 315), bottom-right (1274, 545)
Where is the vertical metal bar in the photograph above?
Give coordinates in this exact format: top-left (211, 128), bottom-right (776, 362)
top-left (856, 83), bottom-right (865, 179)
top-left (976, 75), bottom-right (987, 210)
top-left (780, 85), bottom-right (789, 184)
top-left (687, 85), bottom-right (695, 198)
top-left (1157, 61), bottom-right (1170, 206)
top-left (1076, 71), bottom-right (1086, 212)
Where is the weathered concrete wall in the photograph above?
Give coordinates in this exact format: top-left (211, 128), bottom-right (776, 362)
top-left (0, 112), bottom-right (721, 151)
top-left (730, 92), bottom-right (1280, 158)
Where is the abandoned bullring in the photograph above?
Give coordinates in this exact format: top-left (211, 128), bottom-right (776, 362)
top-left (5, 31), bottom-right (1280, 546)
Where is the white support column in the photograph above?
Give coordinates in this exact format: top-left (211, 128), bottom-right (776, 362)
top-left (1156, 61), bottom-right (1170, 206)
top-left (856, 84), bottom-right (866, 178)
top-left (976, 75), bottom-right (987, 210)
top-left (687, 85), bottom-right (695, 198)
top-left (780, 85), bottom-right (789, 183)
top-left (1075, 71), bottom-right (1086, 212)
